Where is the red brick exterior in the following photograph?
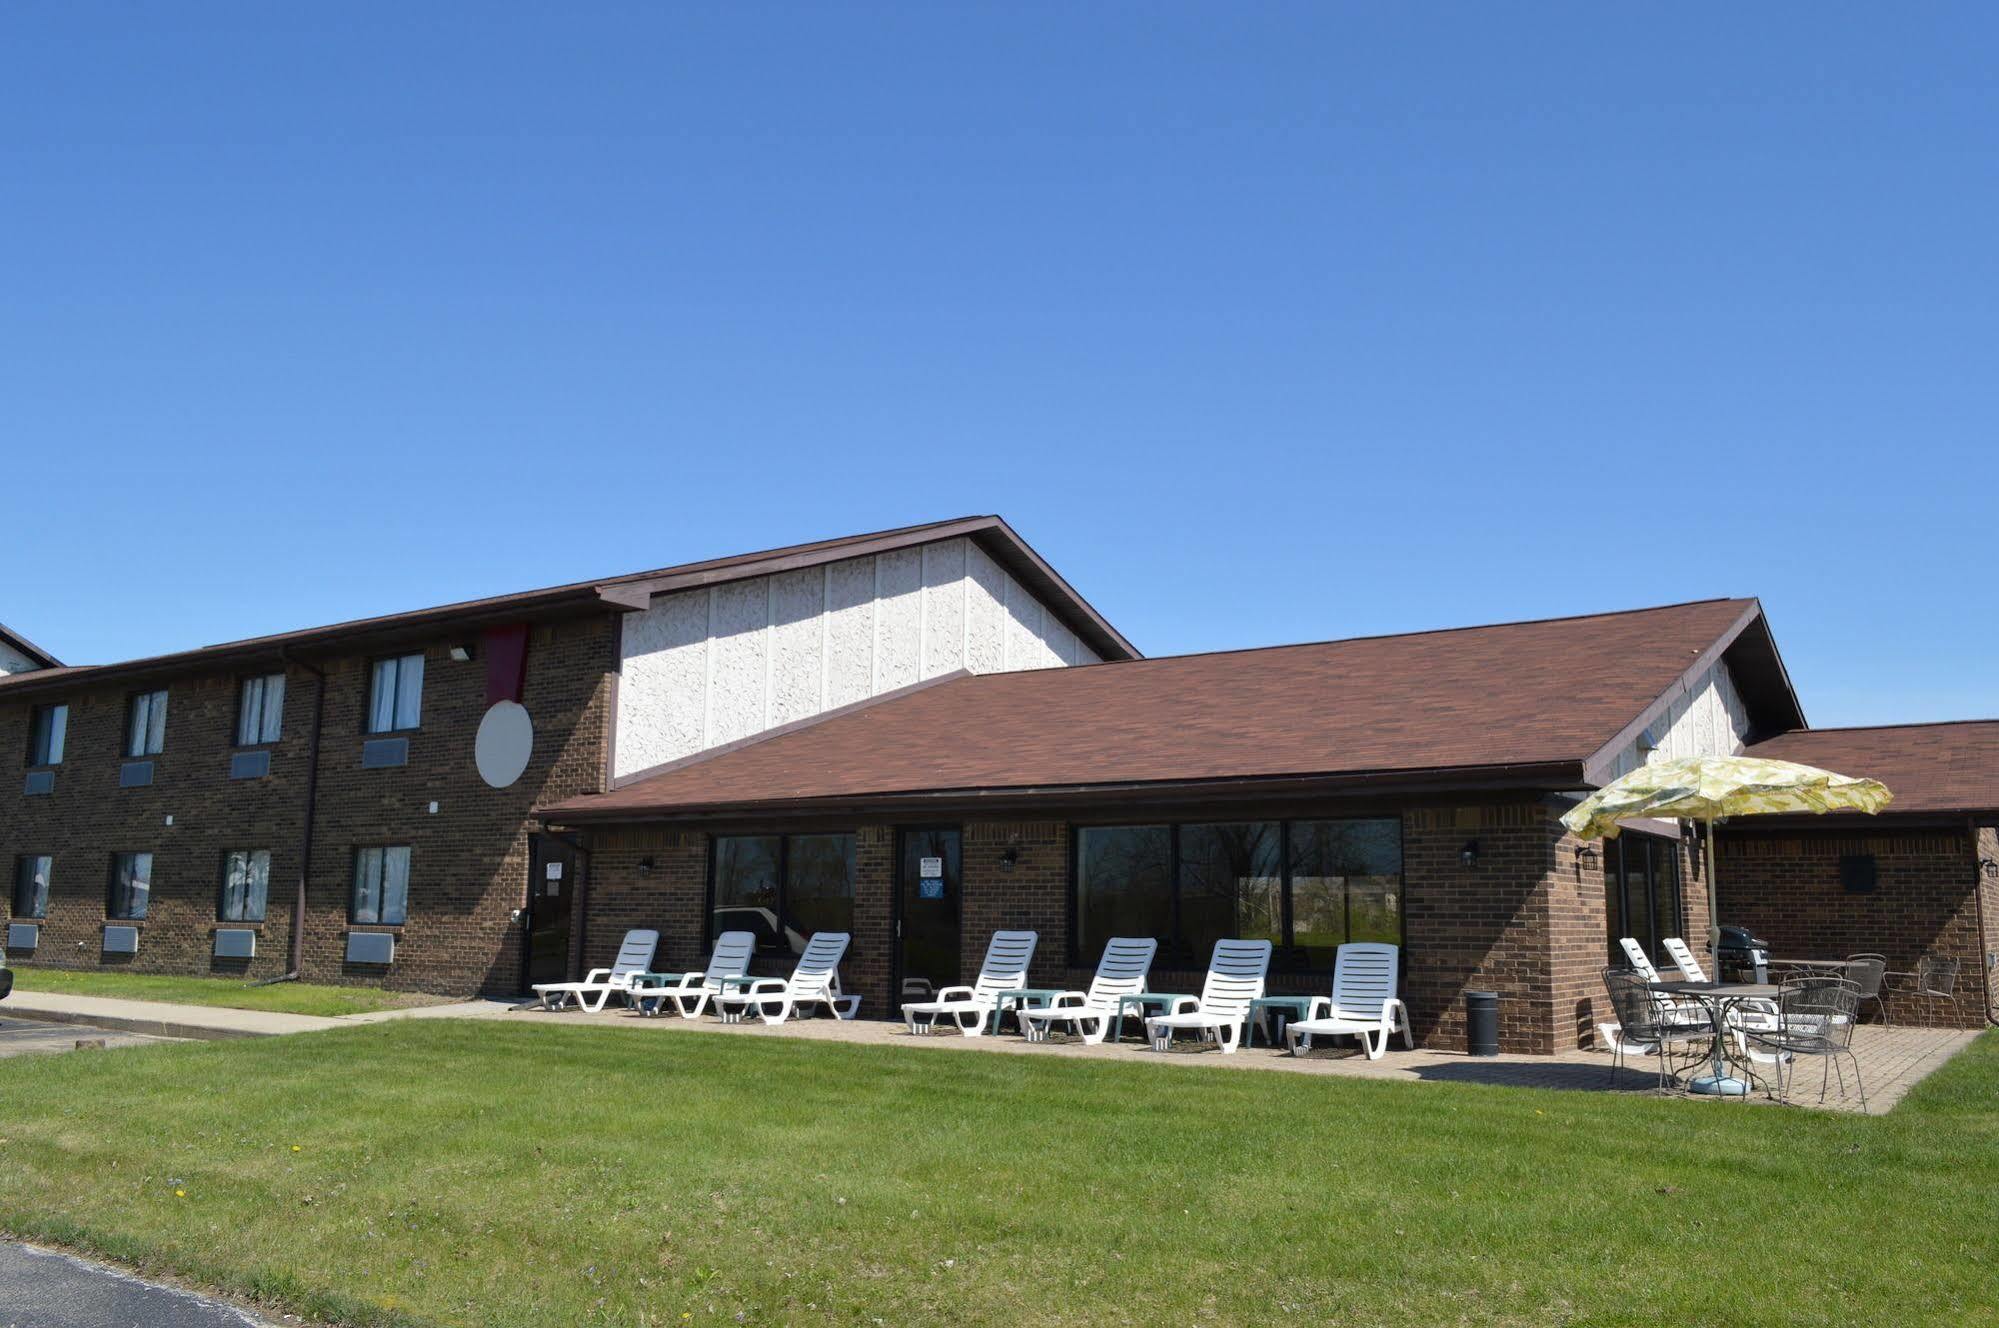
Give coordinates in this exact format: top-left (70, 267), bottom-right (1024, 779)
top-left (1716, 827), bottom-right (1990, 1028)
top-left (569, 798), bottom-right (1612, 1053)
top-left (1, 615), bottom-right (615, 996)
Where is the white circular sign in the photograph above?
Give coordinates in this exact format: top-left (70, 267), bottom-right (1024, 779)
top-left (475, 700), bottom-right (534, 789)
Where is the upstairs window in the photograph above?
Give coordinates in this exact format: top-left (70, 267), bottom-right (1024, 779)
top-left (27, 704), bottom-right (66, 766)
top-left (13, 855), bottom-right (51, 918)
top-left (351, 846), bottom-right (411, 925)
top-left (108, 851), bottom-right (153, 920)
top-left (236, 674), bottom-right (286, 746)
top-left (367, 654), bottom-right (424, 733)
top-left (220, 849), bottom-right (271, 922)
top-left (125, 690), bottom-right (168, 757)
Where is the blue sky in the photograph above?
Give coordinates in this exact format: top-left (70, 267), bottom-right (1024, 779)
top-left (3, 6), bottom-right (1993, 727)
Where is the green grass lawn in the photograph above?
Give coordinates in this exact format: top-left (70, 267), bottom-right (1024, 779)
top-left (5, 967), bottom-right (445, 1016)
top-left (2, 1023), bottom-right (1995, 1328)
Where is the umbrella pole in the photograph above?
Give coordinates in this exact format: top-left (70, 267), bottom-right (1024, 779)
top-left (1706, 817), bottom-right (1721, 967)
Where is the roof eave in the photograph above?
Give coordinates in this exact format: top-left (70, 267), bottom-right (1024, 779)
top-left (539, 758), bottom-right (1587, 826)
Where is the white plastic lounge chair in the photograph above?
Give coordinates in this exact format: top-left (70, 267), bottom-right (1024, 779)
top-left (1664, 935), bottom-right (1780, 1031)
top-left (632, 930), bottom-right (756, 1018)
top-left (711, 931), bottom-right (860, 1024)
top-left (900, 930), bottom-right (1037, 1035)
top-left (531, 929), bottom-right (659, 1012)
top-left (1283, 942), bottom-right (1413, 1060)
top-left (1597, 936), bottom-right (1699, 1049)
top-left (1143, 939), bottom-right (1272, 1054)
top-left (1017, 937), bottom-right (1158, 1044)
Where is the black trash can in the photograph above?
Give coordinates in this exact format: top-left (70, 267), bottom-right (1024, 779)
top-left (1465, 990), bottom-right (1500, 1057)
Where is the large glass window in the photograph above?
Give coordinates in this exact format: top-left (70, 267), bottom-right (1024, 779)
top-left (1073, 818), bottom-right (1403, 970)
top-left (1605, 834), bottom-right (1680, 965)
top-left (710, 833), bottom-right (855, 956)
top-left (221, 849), bottom-right (271, 922)
top-left (237, 674), bottom-right (286, 746)
top-left (125, 690), bottom-right (168, 757)
top-left (13, 855), bottom-right (51, 918)
top-left (367, 654), bottom-right (424, 733)
top-left (28, 704), bottom-right (66, 766)
top-left (108, 852), bottom-right (152, 920)
top-left (351, 846), bottom-right (411, 925)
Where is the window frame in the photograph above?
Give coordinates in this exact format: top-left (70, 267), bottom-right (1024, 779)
top-left (364, 653), bottom-right (426, 735)
top-left (349, 844), bottom-right (412, 926)
top-left (235, 673), bottom-right (286, 748)
top-left (124, 689), bottom-right (169, 758)
top-left (218, 848), bottom-right (273, 923)
top-left (12, 853), bottom-right (53, 919)
top-left (27, 703), bottom-right (67, 768)
top-left (107, 851), bottom-right (153, 921)
top-left (1067, 815), bottom-right (1406, 974)
top-left (704, 831), bottom-right (858, 957)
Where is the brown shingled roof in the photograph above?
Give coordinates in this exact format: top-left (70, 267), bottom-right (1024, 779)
top-left (1746, 721), bottom-right (1999, 818)
top-left (544, 597), bottom-right (1783, 822)
top-left (0, 621), bottom-right (59, 670)
top-left (0, 515), bottom-right (1135, 700)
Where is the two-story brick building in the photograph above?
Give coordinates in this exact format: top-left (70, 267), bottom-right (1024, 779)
top-left (4, 517), bottom-right (1994, 1048)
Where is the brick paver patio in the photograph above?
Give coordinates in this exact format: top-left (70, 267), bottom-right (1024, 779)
top-left (509, 1002), bottom-right (1976, 1114)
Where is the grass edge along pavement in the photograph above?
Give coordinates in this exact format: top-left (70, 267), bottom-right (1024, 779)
top-left (1, 1020), bottom-right (1995, 1328)
top-left (6, 968), bottom-right (445, 1017)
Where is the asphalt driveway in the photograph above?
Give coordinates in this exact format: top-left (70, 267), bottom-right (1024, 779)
top-left (0, 1242), bottom-right (280, 1328)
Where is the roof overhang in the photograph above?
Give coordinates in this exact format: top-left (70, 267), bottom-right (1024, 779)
top-left (540, 758), bottom-right (1586, 828)
top-left (0, 622), bottom-right (60, 671)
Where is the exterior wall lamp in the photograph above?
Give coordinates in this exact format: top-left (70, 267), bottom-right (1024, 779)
top-left (448, 643), bottom-right (475, 662)
top-left (1573, 843), bottom-right (1598, 863)
top-left (1459, 840), bottom-right (1479, 869)
top-left (637, 856), bottom-right (655, 877)
top-left (999, 847), bottom-right (1019, 873)
top-left (1980, 858), bottom-right (1998, 879)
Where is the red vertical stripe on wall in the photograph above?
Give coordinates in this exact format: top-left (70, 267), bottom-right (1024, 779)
top-left (484, 623), bottom-right (530, 705)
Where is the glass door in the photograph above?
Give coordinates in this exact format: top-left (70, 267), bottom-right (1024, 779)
top-left (896, 829), bottom-right (961, 1004)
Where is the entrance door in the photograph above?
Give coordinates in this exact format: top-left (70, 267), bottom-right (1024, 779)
top-left (896, 828), bottom-right (962, 1003)
top-left (524, 834), bottom-right (582, 988)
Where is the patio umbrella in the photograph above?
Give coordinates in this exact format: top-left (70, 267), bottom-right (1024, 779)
top-left (1561, 754), bottom-right (1893, 965)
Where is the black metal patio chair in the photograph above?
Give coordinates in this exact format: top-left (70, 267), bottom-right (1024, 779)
top-left (1601, 966), bottom-right (1712, 1092)
top-left (1741, 975), bottom-right (1864, 1109)
top-left (1883, 956), bottom-right (1961, 1024)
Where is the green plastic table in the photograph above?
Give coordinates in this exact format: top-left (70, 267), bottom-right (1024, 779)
top-left (1247, 995), bottom-right (1317, 1047)
top-left (1114, 992), bottom-right (1196, 1044)
top-left (985, 987), bottom-right (1065, 1035)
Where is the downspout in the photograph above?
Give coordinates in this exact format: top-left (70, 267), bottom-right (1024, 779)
top-left (255, 652), bottom-right (326, 985)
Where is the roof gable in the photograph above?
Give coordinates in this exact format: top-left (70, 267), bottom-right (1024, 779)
top-left (0, 622), bottom-right (59, 671)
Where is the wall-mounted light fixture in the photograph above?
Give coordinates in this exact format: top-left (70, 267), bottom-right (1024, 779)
top-left (637, 856), bottom-right (655, 877)
top-left (1573, 843), bottom-right (1598, 863)
top-left (999, 847), bottom-right (1019, 873)
top-left (1459, 840), bottom-right (1480, 869)
top-left (449, 644), bottom-right (475, 662)
top-left (1981, 858), bottom-right (1999, 879)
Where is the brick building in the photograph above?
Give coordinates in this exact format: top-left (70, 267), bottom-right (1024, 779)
top-left (4, 519), bottom-right (1994, 1048)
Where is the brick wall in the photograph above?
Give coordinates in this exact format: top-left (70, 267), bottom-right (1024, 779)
top-left (570, 799), bottom-right (1598, 1053)
top-left (1980, 827), bottom-right (1998, 1021)
top-left (1717, 827), bottom-right (1989, 1028)
top-left (1, 614), bottom-right (616, 997)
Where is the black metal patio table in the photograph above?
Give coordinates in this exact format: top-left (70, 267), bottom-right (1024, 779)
top-left (1648, 980), bottom-right (1780, 1098)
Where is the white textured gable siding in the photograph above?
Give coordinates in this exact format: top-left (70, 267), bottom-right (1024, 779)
top-left (0, 642), bottom-right (37, 676)
top-left (1603, 658), bottom-right (1750, 780)
top-left (613, 537), bottom-right (1099, 778)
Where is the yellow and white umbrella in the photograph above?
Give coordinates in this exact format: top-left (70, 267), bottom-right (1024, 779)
top-left (1562, 754), bottom-right (1893, 964)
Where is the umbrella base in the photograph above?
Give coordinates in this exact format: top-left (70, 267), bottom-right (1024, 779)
top-left (1688, 1071), bottom-right (1750, 1097)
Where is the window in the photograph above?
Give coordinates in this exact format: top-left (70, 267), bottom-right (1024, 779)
top-left (1072, 817), bottom-right (1404, 970)
top-left (220, 849), bottom-right (271, 922)
top-left (351, 846), bottom-right (410, 925)
top-left (710, 833), bottom-right (856, 955)
top-left (108, 852), bottom-right (153, 920)
top-left (1603, 834), bottom-right (1681, 964)
top-left (236, 674), bottom-right (285, 746)
top-left (13, 855), bottom-right (51, 918)
top-left (125, 689), bottom-right (168, 757)
top-left (27, 704), bottom-right (66, 766)
top-left (367, 654), bottom-right (424, 733)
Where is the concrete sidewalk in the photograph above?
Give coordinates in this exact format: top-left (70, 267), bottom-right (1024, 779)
top-left (0, 989), bottom-right (512, 1041)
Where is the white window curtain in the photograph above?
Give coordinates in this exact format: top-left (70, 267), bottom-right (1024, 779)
top-left (146, 691), bottom-right (167, 754)
top-left (353, 846), bottom-right (410, 925)
top-left (115, 852), bottom-right (152, 919)
top-left (392, 654), bottom-right (423, 730)
top-left (239, 675), bottom-right (285, 746)
top-left (34, 705), bottom-right (66, 765)
top-left (223, 850), bottom-right (270, 922)
top-left (368, 661), bottom-right (398, 733)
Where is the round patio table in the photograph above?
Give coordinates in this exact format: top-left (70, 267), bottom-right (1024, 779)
top-left (1647, 980), bottom-right (1780, 1098)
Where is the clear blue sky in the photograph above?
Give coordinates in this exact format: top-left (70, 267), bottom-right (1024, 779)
top-left (3, 6), bottom-right (1993, 728)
